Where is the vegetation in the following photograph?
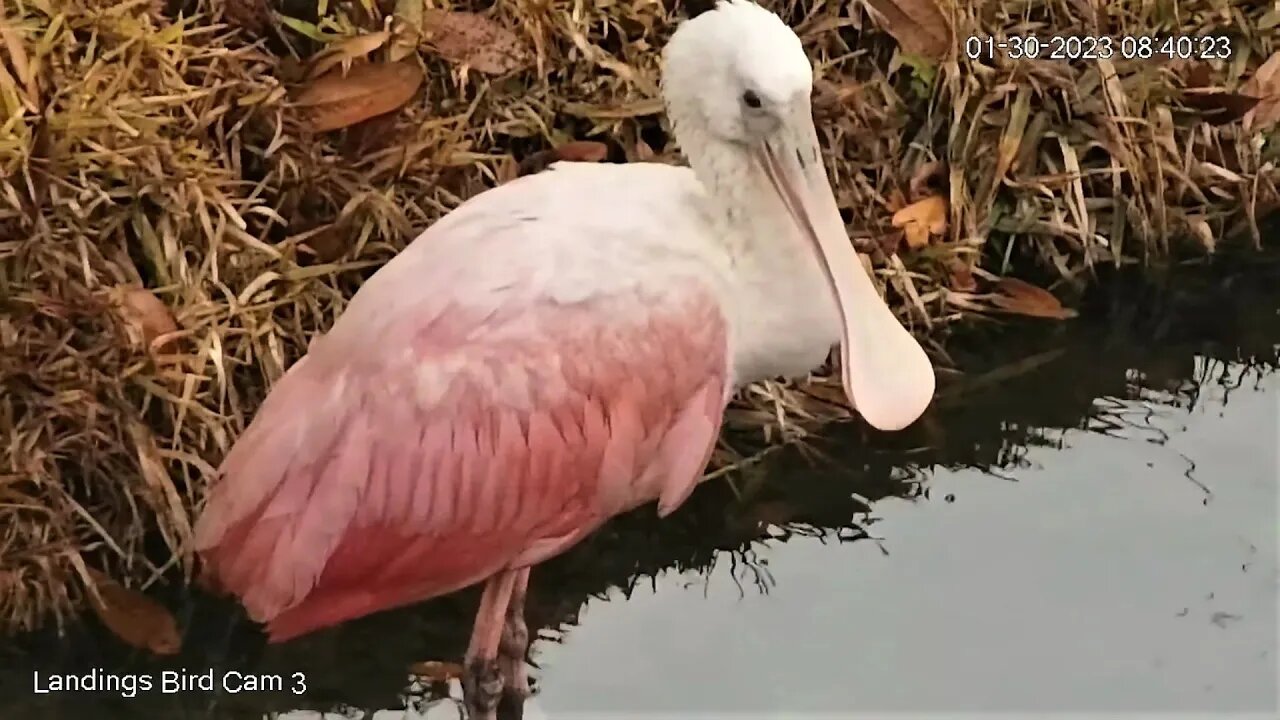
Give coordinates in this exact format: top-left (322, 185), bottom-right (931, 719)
top-left (0, 0), bottom-right (1276, 642)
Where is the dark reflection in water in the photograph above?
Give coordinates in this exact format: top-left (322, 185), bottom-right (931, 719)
top-left (2, 256), bottom-right (1279, 718)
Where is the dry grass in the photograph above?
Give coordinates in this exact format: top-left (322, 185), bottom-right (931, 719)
top-left (0, 0), bottom-right (1276, 635)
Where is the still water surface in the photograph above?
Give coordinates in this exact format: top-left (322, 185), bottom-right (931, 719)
top-left (536, 363), bottom-right (1277, 716)
top-left (3, 264), bottom-right (1278, 719)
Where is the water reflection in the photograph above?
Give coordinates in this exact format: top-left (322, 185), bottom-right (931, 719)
top-left (536, 358), bottom-right (1278, 715)
top-left (2, 259), bottom-right (1278, 718)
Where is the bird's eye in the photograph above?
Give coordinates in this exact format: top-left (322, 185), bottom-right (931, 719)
top-left (742, 90), bottom-right (762, 109)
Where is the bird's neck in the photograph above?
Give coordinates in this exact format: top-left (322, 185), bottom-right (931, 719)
top-left (678, 128), bottom-right (844, 385)
top-left (680, 134), bottom-right (791, 261)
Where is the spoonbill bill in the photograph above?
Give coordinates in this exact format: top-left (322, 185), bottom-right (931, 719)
top-left (193, 1), bottom-right (935, 716)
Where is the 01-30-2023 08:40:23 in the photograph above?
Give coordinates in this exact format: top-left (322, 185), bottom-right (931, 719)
top-left (965, 35), bottom-right (1233, 62)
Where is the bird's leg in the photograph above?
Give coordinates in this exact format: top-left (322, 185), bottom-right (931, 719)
top-left (463, 570), bottom-right (518, 720)
top-left (496, 567), bottom-right (531, 719)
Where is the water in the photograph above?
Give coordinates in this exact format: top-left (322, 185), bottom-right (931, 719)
top-left (2, 259), bottom-right (1278, 719)
top-left (537, 364), bottom-right (1278, 716)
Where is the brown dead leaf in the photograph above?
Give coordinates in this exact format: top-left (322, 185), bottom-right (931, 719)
top-left (420, 9), bottom-right (532, 75)
top-left (553, 141), bottom-right (609, 162)
top-left (1182, 89), bottom-right (1261, 126)
top-left (83, 567), bottom-right (180, 655)
top-left (1241, 51), bottom-right (1280, 94)
top-left (307, 31), bottom-right (391, 80)
top-left (113, 287), bottom-right (179, 351)
top-left (1183, 62), bottom-right (1214, 89)
top-left (1241, 51), bottom-right (1280, 133)
top-left (293, 61), bottom-right (423, 133)
top-left (518, 141), bottom-right (609, 176)
top-left (890, 194), bottom-right (947, 249)
top-left (409, 660), bottom-right (464, 681)
top-left (990, 277), bottom-right (1077, 320)
top-left (862, 0), bottom-right (952, 61)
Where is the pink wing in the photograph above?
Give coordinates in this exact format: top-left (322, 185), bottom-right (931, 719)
top-left (193, 274), bottom-right (729, 642)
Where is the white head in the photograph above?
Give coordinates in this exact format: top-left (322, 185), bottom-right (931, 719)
top-left (662, 1), bottom-right (812, 148)
top-left (661, 0), bottom-right (935, 432)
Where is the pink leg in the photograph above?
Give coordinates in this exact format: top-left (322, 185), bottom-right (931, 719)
top-left (463, 571), bottom-right (518, 720)
top-left (497, 567), bottom-right (532, 718)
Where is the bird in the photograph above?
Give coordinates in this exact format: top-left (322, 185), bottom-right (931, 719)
top-left (192, 1), bottom-right (936, 718)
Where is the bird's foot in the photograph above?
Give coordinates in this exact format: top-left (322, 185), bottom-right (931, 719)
top-left (496, 685), bottom-right (526, 720)
top-left (462, 657), bottom-right (504, 720)
top-left (496, 623), bottom-right (529, 719)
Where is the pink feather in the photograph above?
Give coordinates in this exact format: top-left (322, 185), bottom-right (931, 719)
top-left (194, 266), bottom-right (729, 641)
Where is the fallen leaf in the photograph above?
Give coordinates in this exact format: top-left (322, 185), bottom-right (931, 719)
top-left (1183, 62), bottom-right (1214, 89)
top-left (862, 0), bottom-right (951, 62)
top-left (890, 193), bottom-right (947, 249)
top-left (293, 61), bottom-right (423, 133)
top-left (1240, 51), bottom-right (1280, 99)
top-left (83, 567), bottom-right (181, 655)
top-left (1182, 89), bottom-right (1261, 126)
top-left (990, 277), bottom-right (1077, 320)
top-left (552, 140), bottom-right (609, 162)
top-left (307, 31), bottom-right (391, 80)
top-left (409, 660), bottom-right (464, 681)
top-left (1178, 58), bottom-right (1267, 127)
top-left (1241, 51), bottom-right (1280, 132)
top-left (113, 287), bottom-right (179, 351)
top-left (518, 140), bottom-right (609, 176)
top-left (420, 9), bottom-right (532, 75)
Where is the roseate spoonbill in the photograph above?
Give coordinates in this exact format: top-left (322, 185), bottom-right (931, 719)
top-left (193, 0), bottom-right (935, 716)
